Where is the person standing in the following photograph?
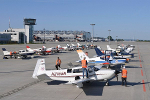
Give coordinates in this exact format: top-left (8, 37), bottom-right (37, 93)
top-left (56, 57), bottom-right (61, 70)
top-left (81, 57), bottom-right (88, 78)
top-left (122, 66), bottom-right (127, 86)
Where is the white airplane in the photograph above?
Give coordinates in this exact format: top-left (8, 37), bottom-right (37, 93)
top-left (77, 43), bottom-right (84, 49)
top-left (57, 44), bottom-right (74, 51)
top-left (107, 45), bottom-right (134, 57)
top-left (2, 48), bottom-right (16, 59)
top-left (2, 47), bottom-right (35, 59)
top-left (18, 49), bottom-right (35, 58)
top-left (76, 50), bottom-right (109, 65)
top-left (107, 45), bottom-right (116, 53)
top-left (76, 50), bottom-right (126, 68)
top-left (32, 59), bottom-right (120, 88)
top-left (26, 46), bottom-right (42, 53)
top-left (26, 46), bottom-right (57, 55)
top-left (95, 48), bottom-right (131, 62)
top-left (71, 43), bottom-right (82, 50)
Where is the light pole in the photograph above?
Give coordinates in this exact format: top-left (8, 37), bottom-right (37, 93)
top-left (43, 28), bottom-right (45, 44)
top-left (108, 30), bottom-right (111, 45)
top-left (90, 24), bottom-right (95, 42)
top-left (116, 36), bottom-right (118, 45)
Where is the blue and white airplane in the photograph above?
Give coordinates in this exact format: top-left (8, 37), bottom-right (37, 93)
top-left (94, 47), bottom-right (130, 60)
top-left (76, 50), bottom-right (126, 68)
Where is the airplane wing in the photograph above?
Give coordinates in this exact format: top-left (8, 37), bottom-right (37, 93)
top-left (76, 59), bottom-right (81, 63)
top-left (88, 60), bottom-right (107, 64)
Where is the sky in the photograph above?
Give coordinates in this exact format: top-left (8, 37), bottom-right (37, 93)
top-left (0, 0), bottom-right (150, 40)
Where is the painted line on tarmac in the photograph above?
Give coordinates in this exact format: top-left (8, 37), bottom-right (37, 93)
top-left (140, 64), bottom-right (142, 68)
top-left (141, 69), bottom-right (143, 76)
top-left (142, 80), bottom-right (146, 92)
top-left (138, 47), bottom-right (146, 92)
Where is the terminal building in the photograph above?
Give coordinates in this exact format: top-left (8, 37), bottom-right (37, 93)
top-left (0, 18), bottom-right (93, 43)
top-left (0, 33), bottom-right (11, 44)
top-left (33, 30), bottom-right (91, 42)
top-left (0, 18), bottom-right (36, 44)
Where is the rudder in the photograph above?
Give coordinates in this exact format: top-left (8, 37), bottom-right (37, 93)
top-left (32, 59), bottom-right (46, 79)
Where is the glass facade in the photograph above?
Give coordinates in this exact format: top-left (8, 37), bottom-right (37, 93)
top-left (29, 25), bottom-right (34, 43)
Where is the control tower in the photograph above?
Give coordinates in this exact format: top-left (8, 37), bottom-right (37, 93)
top-left (24, 18), bottom-right (36, 43)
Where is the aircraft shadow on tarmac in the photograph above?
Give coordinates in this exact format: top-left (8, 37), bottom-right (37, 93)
top-left (82, 81), bottom-right (105, 96)
top-left (58, 51), bottom-right (71, 53)
top-left (125, 65), bottom-right (141, 68)
top-left (45, 79), bottom-right (150, 96)
top-left (109, 81), bottom-right (150, 87)
top-left (46, 80), bottom-right (105, 96)
top-left (46, 80), bottom-right (67, 85)
top-left (129, 60), bottom-right (143, 62)
top-left (21, 56), bottom-right (48, 60)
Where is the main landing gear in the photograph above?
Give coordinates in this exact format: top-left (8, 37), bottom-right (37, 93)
top-left (105, 81), bottom-right (109, 86)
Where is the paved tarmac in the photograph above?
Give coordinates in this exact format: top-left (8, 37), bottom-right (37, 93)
top-left (0, 41), bottom-right (149, 100)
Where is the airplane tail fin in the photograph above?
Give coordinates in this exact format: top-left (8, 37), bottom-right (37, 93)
top-left (95, 47), bottom-right (104, 56)
top-left (77, 43), bottom-right (81, 46)
top-left (67, 44), bottom-right (70, 47)
top-left (26, 46), bottom-right (32, 50)
top-left (32, 59), bottom-right (48, 79)
top-left (71, 43), bottom-right (75, 46)
top-left (58, 45), bottom-right (61, 48)
top-left (42, 46), bottom-right (46, 51)
top-left (2, 48), bottom-right (10, 55)
top-left (76, 50), bottom-right (89, 60)
top-left (107, 45), bottom-right (111, 50)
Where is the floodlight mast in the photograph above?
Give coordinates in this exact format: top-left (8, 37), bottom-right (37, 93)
top-left (108, 30), bottom-right (111, 45)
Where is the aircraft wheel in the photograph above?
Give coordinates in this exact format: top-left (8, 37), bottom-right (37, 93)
top-left (3, 56), bottom-right (6, 59)
top-left (105, 82), bottom-right (109, 86)
top-left (23, 55), bottom-right (27, 58)
top-left (75, 76), bottom-right (80, 80)
top-left (106, 66), bottom-right (109, 69)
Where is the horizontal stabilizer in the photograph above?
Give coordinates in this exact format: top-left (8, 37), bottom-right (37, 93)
top-left (2, 48), bottom-right (7, 51)
top-left (37, 74), bottom-right (51, 80)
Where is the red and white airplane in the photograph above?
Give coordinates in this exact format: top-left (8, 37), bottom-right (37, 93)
top-left (26, 46), bottom-right (56, 55)
top-left (32, 59), bottom-right (120, 88)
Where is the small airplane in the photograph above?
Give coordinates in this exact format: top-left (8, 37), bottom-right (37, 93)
top-left (76, 50), bottom-right (109, 65)
top-left (109, 45), bottom-right (134, 57)
top-left (2, 47), bottom-right (35, 59)
top-left (18, 49), bottom-right (35, 58)
top-left (95, 47), bottom-right (130, 61)
top-left (2, 48), bottom-right (16, 59)
top-left (76, 50), bottom-right (126, 68)
top-left (57, 44), bottom-right (75, 51)
top-left (26, 46), bottom-right (57, 55)
top-left (56, 45), bottom-right (64, 51)
top-left (108, 44), bottom-right (134, 54)
top-left (32, 59), bottom-right (120, 88)
top-left (71, 43), bottom-right (83, 50)
top-left (107, 45), bottom-right (116, 53)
